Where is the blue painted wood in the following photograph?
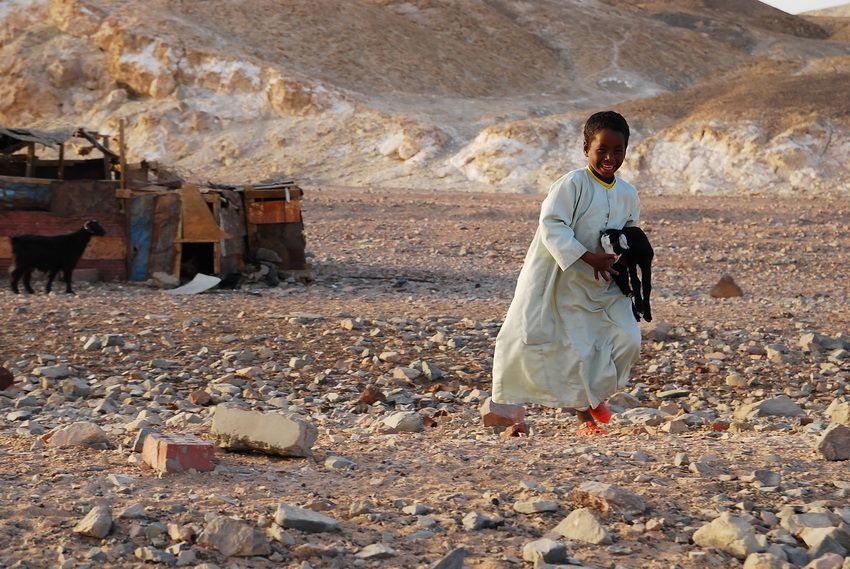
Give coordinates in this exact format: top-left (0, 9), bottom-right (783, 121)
top-left (0, 178), bottom-right (53, 210)
top-left (128, 195), bottom-right (154, 281)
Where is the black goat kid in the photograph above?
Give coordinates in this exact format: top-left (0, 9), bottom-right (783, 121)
top-left (10, 219), bottom-right (106, 294)
top-left (600, 226), bottom-right (654, 322)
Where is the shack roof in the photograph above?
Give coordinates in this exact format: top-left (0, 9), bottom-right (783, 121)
top-left (0, 127), bottom-right (75, 154)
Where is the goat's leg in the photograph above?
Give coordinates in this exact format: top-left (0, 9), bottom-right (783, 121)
top-left (10, 266), bottom-right (22, 293)
top-left (46, 269), bottom-right (59, 293)
top-left (640, 260), bottom-right (653, 322)
top-left (22, 270), bottom-right (35, 294)
top-left (62, 265), bottom-right (75, 294)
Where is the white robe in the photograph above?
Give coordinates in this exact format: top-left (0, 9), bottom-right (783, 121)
top-left (492, 167), bottom-right (642, 409)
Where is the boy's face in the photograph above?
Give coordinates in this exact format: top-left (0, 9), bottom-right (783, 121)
top-left (584, 128), bottom-right (627, 181)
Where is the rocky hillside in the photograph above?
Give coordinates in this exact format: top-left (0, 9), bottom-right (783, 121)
top-left (2, 0), bottom-right (850, 194)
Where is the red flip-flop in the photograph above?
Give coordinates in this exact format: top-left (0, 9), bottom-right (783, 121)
top-left (577, 421), bottom-right (608, 436)
top-left (590, 402), bottom-right (612, 424)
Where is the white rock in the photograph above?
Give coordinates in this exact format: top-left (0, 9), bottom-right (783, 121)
top-left (693, 512), bottom-right (766, 559)
top-left (46, 422), bottom-right (110, 448)
top-left (73, 505), bottom-right (112, 538)
top-left (552, 507), bottom-right (611, 544)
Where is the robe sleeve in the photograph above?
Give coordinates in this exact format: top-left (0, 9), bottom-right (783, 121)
top-left (624, 193), bottom-right (641, 227)
top-left (539, 177), bottom-right (588, 271)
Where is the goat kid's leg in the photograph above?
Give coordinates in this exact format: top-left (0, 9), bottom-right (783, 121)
top-left (640, 261), bottom-right (653, 322)
top-left (22, 270), bottom-right (35, 294)
top-left (628, 262), bottom-right (643, 313)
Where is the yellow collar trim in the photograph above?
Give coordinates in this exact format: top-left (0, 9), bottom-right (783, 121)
top-left (586, 166), bottom-right (616, 189)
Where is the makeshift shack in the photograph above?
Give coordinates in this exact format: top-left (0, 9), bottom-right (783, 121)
top-left (0, 126), bottom-right (310, 285)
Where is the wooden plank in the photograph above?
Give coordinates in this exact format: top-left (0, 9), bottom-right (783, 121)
top-left (178, 184), bottom-right (230, 242)
top-left (244, 187), bottom-right (303, 201)
top-left (246, 199), bottom-right (301, 224)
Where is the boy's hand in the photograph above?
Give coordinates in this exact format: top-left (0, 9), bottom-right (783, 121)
top-left (581, 251), bottom-right (619, 282)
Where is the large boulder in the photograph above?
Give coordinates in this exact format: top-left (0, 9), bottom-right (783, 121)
top-left (693, 512), bottom-right (766, 560)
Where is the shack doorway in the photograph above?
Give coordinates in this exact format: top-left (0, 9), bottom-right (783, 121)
top-left (180, 242), bottom-right (215, 280)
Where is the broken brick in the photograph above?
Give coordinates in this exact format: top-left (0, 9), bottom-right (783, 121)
top-left (141, 432), bottom-right (215, 473)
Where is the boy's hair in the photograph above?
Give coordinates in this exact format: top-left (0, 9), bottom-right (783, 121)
top-left (583, 111), bottom-right (630, 147)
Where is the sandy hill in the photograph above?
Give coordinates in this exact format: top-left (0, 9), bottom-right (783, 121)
top-left (1, 0), bottom-right (849, 194)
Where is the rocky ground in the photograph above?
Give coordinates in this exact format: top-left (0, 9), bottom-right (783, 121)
top-left (1, 188), bottom-right (850, 569)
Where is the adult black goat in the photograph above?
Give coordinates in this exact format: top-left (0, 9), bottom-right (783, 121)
top-left (10, 219), bottom-right (106, 294)
top-left (600, 226), bottom-right (654, 322)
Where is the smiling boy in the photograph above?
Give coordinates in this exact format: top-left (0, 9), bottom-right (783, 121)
top-left (492, 111), bottom-right (642, 435)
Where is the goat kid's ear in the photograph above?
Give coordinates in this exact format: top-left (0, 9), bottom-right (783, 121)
top-left (619, 234), bottom-right (630, 250)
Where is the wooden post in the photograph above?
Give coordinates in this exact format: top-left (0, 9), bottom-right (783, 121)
top-left (102, 134), bottom-right (110, 179)
top-left (25, 142), bottom-right (35, 177)
top-left (119, 120), bottom-right (127, 189)
top-left (172, 216), bottom-right (183, 280)
top-left (57, 143), bottom-right (65, 180)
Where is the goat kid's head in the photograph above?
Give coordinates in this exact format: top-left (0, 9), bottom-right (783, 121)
top-left (600, 229), bottom-right (629, 255)
top-left (84, 219), bottom-right (106, 236)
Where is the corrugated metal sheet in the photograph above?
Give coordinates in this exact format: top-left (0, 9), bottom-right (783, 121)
top-left (128, 195), bottom-right (154, 281)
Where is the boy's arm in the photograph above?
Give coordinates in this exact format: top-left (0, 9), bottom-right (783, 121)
top-left (539, 178), bottom-right (587, 271)
top-left (540, 177), bottom-right (618, 281)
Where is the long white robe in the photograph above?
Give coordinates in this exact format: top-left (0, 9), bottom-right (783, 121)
top-left (492, 167), bottom-right (642, 409)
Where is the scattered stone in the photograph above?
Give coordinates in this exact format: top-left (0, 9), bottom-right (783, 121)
top-left (135, 546), bottom-right (176, 565)
top-left (462, 511), bottom-right (502, 530)
top-left (355, 543), bottom-right (397, 559)
top-left (274, 504), bottom-right (339, 533)
top-left (73, 505), bottom-right (113, 539)
top-left (197, 516), bottom-right (271, 557)
top-left (816, 424), bottom-right (850, 461)
top-left (513, 500), bottom-right (559, 514)
top-left (479, 397), bottom-right (526, 427)
top-left (33, 363), bottom-right (71, 378)
top-left (552, 507), bottom-right (612, 545)
top-left (380, 411), bottom-right (424, 433)
top-left (428, 547), bottom-right (468, 569)
top-left (710, 275), bottom-right (743, 298)
top-left (212, 404), bottom-right (317, 457)
top-left (743, 552), bottom-right (793, 569)
top-left (44, 422), bottom-right (110, 449)
top-left (799, 527), bottom-right (850, 558)
top-left (803, 553), bottom-right (845, 569)
top-left (188, 390), bottom-right (212, 406)
top-left (735, 395), bottom-right (805, 419)
top-left (693, 512), bottom-right (766, 559)
top-left (522, 538), bottom-right (568, 564)
top-left (570, 481), bottom-right (646, 514)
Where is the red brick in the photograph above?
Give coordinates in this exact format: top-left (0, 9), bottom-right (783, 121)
top-left (141, 433), bottom-right (215, 473)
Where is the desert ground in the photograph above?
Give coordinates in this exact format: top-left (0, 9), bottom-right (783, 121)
top-left (1, 189), bottom-right (850, 569)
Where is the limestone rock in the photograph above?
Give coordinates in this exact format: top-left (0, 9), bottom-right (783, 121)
top-left (73, 505), bottom-right (113, 539)
top-left (198, 516), bottom-right (271, 557)
top-left (799, 527), bottom-right (850, 558)
top-left (45, 422), bottom-right (110, 448)
top-left (570, 481), bottom-right (646, 514)
top-left (522, 538), bottom-right (568, 563)
top-left (693, 512), bottom-right (766, 559)
top-left (816, 424), bottom-right (850, 461)
top-left (743, 552), bottom-right (793, 569)
top-left (552, 507), bottom-right (611, 545)
top-left (274, 504), bottom-right (339, 533)
top-left (734, 395), bottom-right (805, 420)
top-left (380, 411), bottom-right (424, 433)
top-left (211, 404), bottom-right (317, 457)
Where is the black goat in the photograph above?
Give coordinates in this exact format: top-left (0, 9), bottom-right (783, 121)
top-left (601, 226), bottom-right (654, 322)
top-left (10, 219), bottom-right (106, 294)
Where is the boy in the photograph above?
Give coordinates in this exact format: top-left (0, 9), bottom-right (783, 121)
top-left (492, 111), bottom-right (642, 435)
